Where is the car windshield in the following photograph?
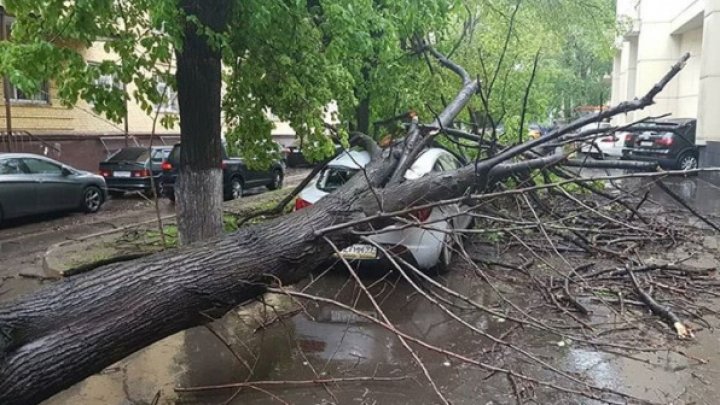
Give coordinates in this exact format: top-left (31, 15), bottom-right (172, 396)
top-left (108, 148), bottom-right (150, 163)
top-left (317, 166), bottom-right (359, 192)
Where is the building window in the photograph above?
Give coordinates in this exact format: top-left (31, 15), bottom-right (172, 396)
top-left (96, 73), bottom-right (120, 90)
top-left (9, 82), bottom-right (51, 104)
top-left (155, 79), bottom-right (179, 114)
top-left (88, 64), bottom-right (123, 110)
top-left (2, 13), bottom-right (50, 105)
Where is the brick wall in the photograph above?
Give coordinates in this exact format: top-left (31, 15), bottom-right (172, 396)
top-left (0, 133), bottom-right (180, 172)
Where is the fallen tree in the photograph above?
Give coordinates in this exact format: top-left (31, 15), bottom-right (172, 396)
top-left (0, 50), bottom-right (692, 404)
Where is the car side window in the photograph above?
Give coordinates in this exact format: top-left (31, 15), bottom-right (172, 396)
top-left (0, 158), bottom-right (27, 175)
top-left (23, 158), bottom-right (62, 175)
top-left (437, 153), bottom-right (461, 171)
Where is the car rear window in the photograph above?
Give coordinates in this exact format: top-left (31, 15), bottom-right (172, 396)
top-left (317, 167), bottom-right (359, 192)
top-left (108, 148), bottom-right (150, 163)
top-left (151, 148), bottom-right (171, 162)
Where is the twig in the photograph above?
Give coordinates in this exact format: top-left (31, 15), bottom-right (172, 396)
top-left (176, 375), bottom-right (410, 392)
top-left (625, 266), bottom-right (693, 339)
top-left (323, 237), bottom-right (451, 405)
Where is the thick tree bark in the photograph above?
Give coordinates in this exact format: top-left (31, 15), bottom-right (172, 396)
top-left (355, 95), bottom-right (371, 135)
top-left (175, 0), bottom-right (230, 244)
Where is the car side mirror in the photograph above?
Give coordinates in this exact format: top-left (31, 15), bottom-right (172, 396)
top-left (61, 167), bottom-right (73, 176)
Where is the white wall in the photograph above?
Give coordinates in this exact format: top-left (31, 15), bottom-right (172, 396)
top-left (676, 26), bottom-right (702, 118)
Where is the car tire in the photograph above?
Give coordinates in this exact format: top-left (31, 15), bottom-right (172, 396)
top-left (228, 177), bottom-right (244, 200)
top-left (81, 186), bottom-right (104, 213)
top-left (268, 170), bottom-right (283, 191)
top-left (109, 190), bottom-right (124, 198)
top-left (676, 152), bottom-right (699, 171)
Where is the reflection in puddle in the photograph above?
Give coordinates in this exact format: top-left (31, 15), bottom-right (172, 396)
top-left (43, 264), bottom-right (720, 405)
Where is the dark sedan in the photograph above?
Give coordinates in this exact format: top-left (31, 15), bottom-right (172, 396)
top-left (0, 153), bottom-right (107, 225)
top-left (160, 143), bottom-right (285, 201)
top-left (621, 118), bottom-right (699, 170)
top-left (99, 146), bottom-right (172, 197)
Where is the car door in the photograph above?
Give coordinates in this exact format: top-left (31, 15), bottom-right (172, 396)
top-left (236, 157), bottom-right (266, 187)
top-left (22, 157), bottom-right (82, 212)
top-left (0, 158), bottom-right (38, 218)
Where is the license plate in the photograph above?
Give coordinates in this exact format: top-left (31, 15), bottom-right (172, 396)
top-left (639, 141), bottom-right (653, 147)
top-left (114, 171), bottom-right (131, 178)
top-left (336, 244), bottom-right (377, 260)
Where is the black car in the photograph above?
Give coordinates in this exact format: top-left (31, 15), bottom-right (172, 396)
top-left (99, 146), bottom-right (173, 197)
top-left (621, 118), bottom-right (699, 170)
top-left (160, 144), bottom-right (285, 201)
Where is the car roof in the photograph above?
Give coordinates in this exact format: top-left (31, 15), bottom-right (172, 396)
top-left (0, 153), bottom-right (57, 160)
top-left (117, 146), bottom-right (170, 151)
top-left (328, 149), bottom-right (371, 169)
top-left (636, 118), bottom-right (695, 126)
top-left (327, 147), bottom-right (455, 175)
top-left (624, 118), bottom-right (696, 132)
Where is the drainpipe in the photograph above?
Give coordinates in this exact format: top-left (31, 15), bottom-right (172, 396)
top-left (0, 6), bottom-right (12, 152)
top-left (123, 82), bottom-right (129, 146)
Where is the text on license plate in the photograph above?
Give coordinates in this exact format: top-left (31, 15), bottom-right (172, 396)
top-left (336, 244), bottom-right (378, 259)
top-left (639, 141), bottom-right (654, 147)
top-left (113, 171), bottom-right (131, 178)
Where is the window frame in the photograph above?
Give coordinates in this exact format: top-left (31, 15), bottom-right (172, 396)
top-left (0, 158), bottom-right (29, 176)
top-left (155, 78), bottom-right (179, 114)
top-left (21, 157), bottom-right (63, 175)
top-left (3, 14), bottom-right (51, 105)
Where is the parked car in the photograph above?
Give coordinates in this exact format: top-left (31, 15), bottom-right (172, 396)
top-left (160, 144), bottom-right (285, 201)
top-left (577, 122), bottom-right (621, 158)
top-left (99, 146), bottom-right (173, 197)
top-left (621, 118), bottom-right (699, 170)
top-left (294, 147), bottom-right (473, 273)
top-left (0, 153), bottom-right (106, 225)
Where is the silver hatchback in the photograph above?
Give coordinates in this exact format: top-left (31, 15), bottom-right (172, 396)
top-left (0, 153), bottom-right (107, 225)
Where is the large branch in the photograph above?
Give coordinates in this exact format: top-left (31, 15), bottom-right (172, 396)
top-left (389, 45), bottom-right (480, 184)
top-left (480, 53), bottom-right (691, 172)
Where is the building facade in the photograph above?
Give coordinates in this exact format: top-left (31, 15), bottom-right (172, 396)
top-left (612, 0), bottom-right (720, 165)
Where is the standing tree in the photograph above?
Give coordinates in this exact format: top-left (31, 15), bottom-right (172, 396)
top-left (174, 0), bottom-right (230, 243)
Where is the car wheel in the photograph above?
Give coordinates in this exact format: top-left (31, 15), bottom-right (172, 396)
top-left (677, 152), bottom-right (698, 171)
top-left (81, 186), bottom-right (104, 213)
top-left (268, 170), bottom-right (283, 190)
top-left (229, 177), bottom-right (243, 200)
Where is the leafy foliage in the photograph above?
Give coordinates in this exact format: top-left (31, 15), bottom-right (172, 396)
top-left (0, 0), bottom-right (615, 166)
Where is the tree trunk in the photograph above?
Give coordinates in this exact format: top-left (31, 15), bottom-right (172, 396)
top-left (175, 0), bottom-right (230, 245)
top-left (0, 150), bottom-right (563, 405)
top-left (355, 95), bottom-right (371, 135)
top-left (0, 159), bottom-right (395, 405)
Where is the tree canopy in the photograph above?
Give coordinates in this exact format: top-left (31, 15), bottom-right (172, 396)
top-left (0, 0), bottom-right (616, 163)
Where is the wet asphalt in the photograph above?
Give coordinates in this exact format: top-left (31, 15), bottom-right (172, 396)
top-left (2, 163), bottom-right (720, 404)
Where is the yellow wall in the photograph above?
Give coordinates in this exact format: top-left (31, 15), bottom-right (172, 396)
top-left (0, 41), bottom-right (179, 135)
